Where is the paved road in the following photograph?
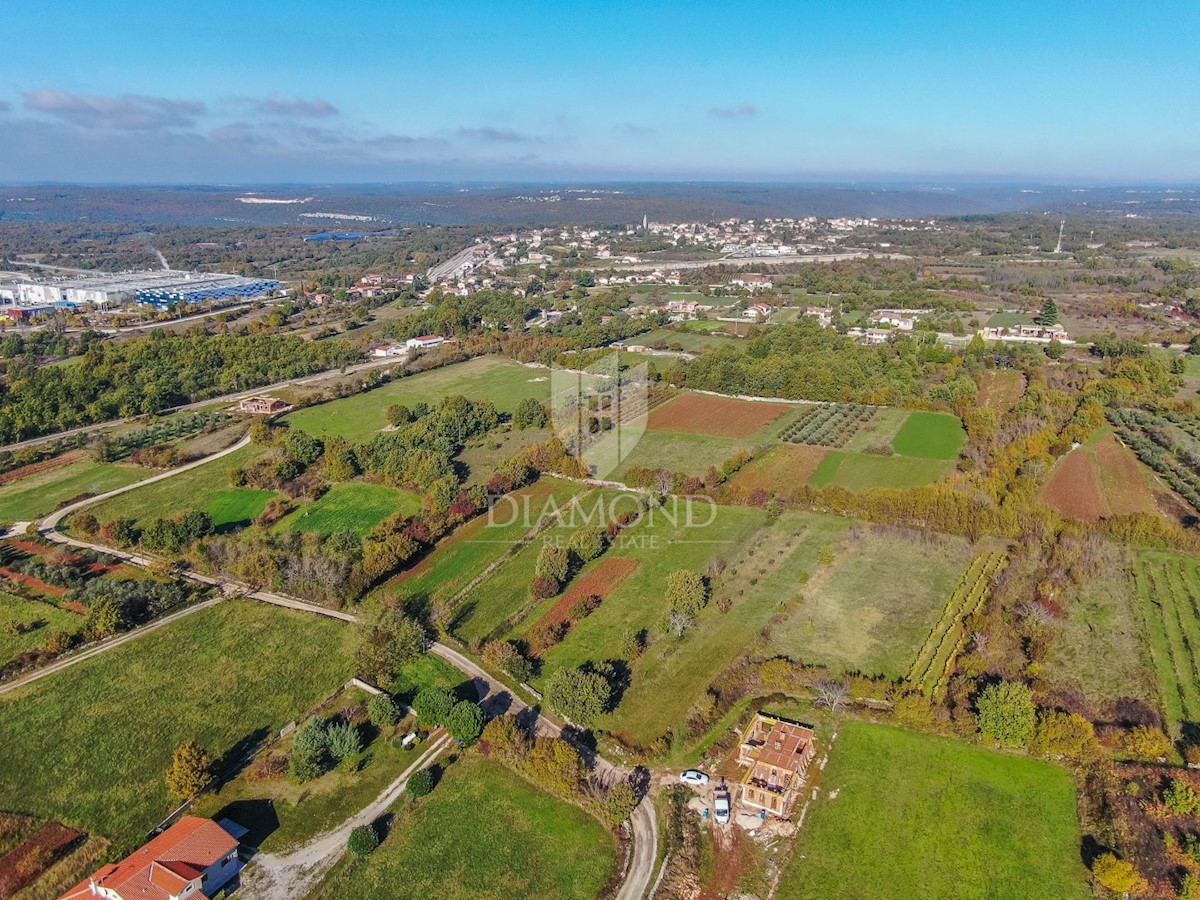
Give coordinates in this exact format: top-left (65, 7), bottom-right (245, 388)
top-left (29, 438), bottom-right (659, 899)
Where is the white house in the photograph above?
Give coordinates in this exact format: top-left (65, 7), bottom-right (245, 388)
top-left (745, 302), bottom-right (774, 319)
top-left (405, 335), bottom-right (445, 351)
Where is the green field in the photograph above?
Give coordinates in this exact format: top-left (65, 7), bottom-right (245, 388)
top-left (986, 311), bottom-right (1034, 328)
top-left (777, 721), bottom-right (1088, 900)
top-left (377, 477), bottom-right (583, 612)
top-left (891, 411), bottom-right (966, 460)
top-left (321, 755), bottom-right (617, 900)
top-left (0, 600), bottom-right (358, 850)
top-left (0, 591), bottom-right (84, 667)
top-left (194, 655), bottom-right (465, 852)
top-left (87, 443), bottom-right (267, 529)
top-left (763, 526), bottom-right (973, 679)
top-left (0, 458), bottom-right (151, 523)
top-left (809, 451), bottom-right (954, 490)
top-left (630, 328), bottom-right (740, 353)
top-left (283, 356), bottom-right (552, 442)
top-left (279, 482), bottom-right (422, 537)
top-left (1132, 551), bottom-right (1200, 736)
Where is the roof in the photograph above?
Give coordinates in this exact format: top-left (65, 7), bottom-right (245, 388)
top-left (412, 334), bottom-right (443, 342)
top-left (64, 817), bottom-right (237, 900)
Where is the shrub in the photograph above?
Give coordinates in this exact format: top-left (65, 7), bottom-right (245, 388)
top-left (326, 721), bottom-right (364, 762)
top-left (1090, 853), bottom-right (1144, 894)
top-left (665, 570), bottom-right (708, 618)
top-left (480, 714), bottom-right (530, 762)
top-left (1029, 710), bottom-right (1098, 761)
top-left (1163, 778), bottom-right (1200, 816)
top-left (1122, 725), bottom-right (1173, 759)
top-left (407, 767), bottom-right (435, 798)
top-left (347, 824), bottom-right (379, 858)
top-left (545, 666), bottom-right (612, 726)
top-left (535, 543), bottom-right (570, 584)
top-left (165, 740), bottom-right (211, 799)
top-left (530, 574), bottom-right (560, 600)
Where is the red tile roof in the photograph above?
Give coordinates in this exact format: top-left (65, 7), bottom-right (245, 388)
top-left (63, 816), bottom-right (237, 900)
top-left (753, 720), bottom-right (814, 770)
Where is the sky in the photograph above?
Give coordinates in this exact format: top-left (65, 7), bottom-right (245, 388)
top-left (1, 0), bottom-right (1197, 184)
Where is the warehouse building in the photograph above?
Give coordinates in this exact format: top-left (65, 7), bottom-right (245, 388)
top-left (0, 270), bottom-right (281, 310)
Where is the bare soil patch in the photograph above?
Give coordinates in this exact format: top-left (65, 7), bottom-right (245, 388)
top-left (533, 556), bottom-right (640, 632)
top-left (726, 444), bottom-right (828, 499)
top-left (648, 394), bottom-right (790, 438)
top-left (978, 370), bottom-right (1026, 413)
top-left (1044, 446), bottom-right (1106, 522)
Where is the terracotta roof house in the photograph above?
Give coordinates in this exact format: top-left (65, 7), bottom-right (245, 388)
top-left (237, 396), bottom-right (289, 415)
top-left (64, 817), bottom-right (241, 900)
top-left (736, 713), bottom-right (817, 817)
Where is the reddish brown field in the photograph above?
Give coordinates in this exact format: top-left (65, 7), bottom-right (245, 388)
top-left (1044, 446), bottom-right (1106, 522)
top-left (0, 451), bottom-right (85, 487)
top-left (978, 370), bottom-right (1026, 413)
top-left (1093, 433), bottom-right (1159, 517)
top-left (531, 556), bottom-right (640, 632)
top-left (725, 444), bottom-right (828, 499)
top-left (0, 822), bottom-right (84, 896)
top-left (647, 393), bottom-right (791, 438)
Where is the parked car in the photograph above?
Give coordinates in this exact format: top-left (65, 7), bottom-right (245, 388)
top-left (713, 791), bottom-right (731, 825)
top-left (679, 769), bottom-right (710, 786)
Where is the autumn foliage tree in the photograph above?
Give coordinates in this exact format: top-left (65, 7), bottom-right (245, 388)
top-left (166, 740), bottom-right (212, 799)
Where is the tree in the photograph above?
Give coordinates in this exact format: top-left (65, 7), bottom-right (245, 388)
top-left (1043, 339), bottom-right (1065, 359)
top-left (1163, 778), bottom-right (1200, 815)
top-left (326, 721), bottom-right (363, 762)
top-left (545, 666), bottom-right (612, 726)
top-left (665, 570), bottom-right (707, 618)
top-left (407, 768), bottom-right (435, 798)
top-left (356, 610), bottom-right (427, 688)
top-left (1122, 725), bottom-right (1173, 759)
top-left (513, 397), bottom-right (548, 430)
top-left (446, 700), bottom-right (486, 745)
top-left (1029, 710), bottom-right (1098, 761)
top-left (347, 824), bottom-right (380, 858)
top-left (165, 740), bottom-right (212, 799)
top-left (536, 543), bottom-right (570, 584)
top-left (1090, 853), bottom-right (1145, 894)
top-left (523, 736), bottom-right (585, 796)
top-left (480, 714), bottom-right (530, 762)
top-left (568, 526), bottom-right (605, 563)
top-left (283, 429), bottom-right (324, 467)
top-left (1036, 298), bottom-right (1060, 326)
top-left (596, 779), bottom-right (639, 825)
top-left (813, 680), bottom-right (850, 714)
top-left (975, 681), bottom-right (1036, 747)
top-left (413, 686), bottom-right (455, 727)
top-left (72, 512), bottom-right (99, 536)
top-left (386, 404), bottom-right (414, 427)
top-left (290, 717), bottom-right (333, 781)
top-left (366, 693), bottom-right (402, 728)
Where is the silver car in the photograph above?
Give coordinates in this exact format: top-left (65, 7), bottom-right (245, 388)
top-left (713, 791), bottom-right (731, 825)
top-left (679, 769), bottom-right (709, 786)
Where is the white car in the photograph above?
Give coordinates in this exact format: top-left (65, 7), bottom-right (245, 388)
top-left (713, 791), bottom-right (731, 825)
top-left (679, 769), bottom-right (709, 786)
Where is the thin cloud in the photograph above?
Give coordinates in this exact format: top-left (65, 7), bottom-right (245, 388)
top-left (23, 88), bottom-right (204, 130)
top-left (708, 102), bottom-right (758, 119)
top-left (0, 100), bottom-right (11, 113)
top-left (257, 95), bottom-right (339, 117)
top-left (616, 123), bottom-right (656, 137)
top-left (458, 126), bottom-right (536, 143)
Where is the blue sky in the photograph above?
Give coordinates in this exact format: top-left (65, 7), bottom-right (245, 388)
top-left (1, 0), bottom-right (1197, 183)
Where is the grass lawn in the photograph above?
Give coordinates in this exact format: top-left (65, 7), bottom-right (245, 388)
top-left (87, 443), bottom-right (267, 529)
top-left (320, 754), bottom-right (617, 900)
top-left (193, 655), bottom-right (466, 852)
top-left (377, 478), bottom-right (583, 612)
top-left (764, 526), bottom-right (974, 678)
top-left (283, 356), bottom-right (552, 442)
top-left (777, 720), bottom-right (1089, 900)
top-left (0, 600), bottom-right (358, 851)
top-left (278, 482), bottom-right (421, 537)
top-left (890, 411), bottom-right (966, 460)
top-left (631, 328), bottom-right (740, 353)
top-left (0, 591), bottom-right (83, 667)
top-left (809, 451), bottom-right (954, 490)
top-left (986, 311), bottom-right (1033, 328)
top-left (0, 458), bottom-right (151, 523)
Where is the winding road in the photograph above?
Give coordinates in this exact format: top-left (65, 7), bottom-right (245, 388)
top-left (26, 435), bottom-right (660, 899)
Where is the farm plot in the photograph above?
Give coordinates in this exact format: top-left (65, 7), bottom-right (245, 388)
top-left (978, 370), bottom-right (1026, 412)
top-left (808, 451), bottom-right (953, 491)
top-left (908, 552), bottom-right (1007, 700)
top-left (1045, 428), bottom-right (1167, 523)
top-left (378, 478), bottom-right (583, 611)
top-left (891, 411), bottom-right (966, 460)
top-left (647, 393), bottom-right (791, 439)
top-left (780, 403), bottom-right (879, 448)
top-left (765, 526), bottom-right (974, 680)
top-left (632, 328), bottom-right (739, 353)
top-left (283, 356), bottom-right (552, 442)
top-left (518, 556), bottom-right (640, 646)
top-left (0, 601), bottom-right (358, 850)
top-left (615, 430), bottom-right (753, 480)
top-left (777, 720), bottom-right (1089, 900)
top-left (1132, 551), bottom-right (1200, 736)
top-left (0, 458), bottom-right (152, 524)
top-left (278, 482), bottom-right (421, 536)
top-left (725, 444), bottom-right (828, 499)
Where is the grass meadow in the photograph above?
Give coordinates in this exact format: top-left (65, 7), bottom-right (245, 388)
top-left (0, 591), bottom-right (84, 667)
top-left (319, 754), bottom-right (617, 900)
top-left (808, 451), bottom-right (954, 490)
top-left (0, 601), bottom-right (358, 851)
top-left (283, 356), bottom-right (552, 442)
top-left (777, 720), bottom-right (1088, 900)
top-left (891, 411), bottom-right (967, 460)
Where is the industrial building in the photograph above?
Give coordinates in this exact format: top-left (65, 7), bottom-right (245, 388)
top-left (0, 269), bottom-right (281, 311)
